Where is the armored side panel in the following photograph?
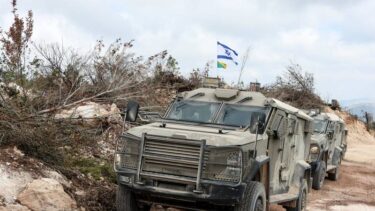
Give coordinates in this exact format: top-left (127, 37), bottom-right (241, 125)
top-left (266, 101), bottom-right (312, 197)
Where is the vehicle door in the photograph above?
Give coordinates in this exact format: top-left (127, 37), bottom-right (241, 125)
top-left (326, 121), bottom-right (335, 164)
top-left (280, 114), bottom-right (299, 189)
top-left (336, 123), bottom-right (344, 147)
top-left (268, 109), bottom-right (288, 194)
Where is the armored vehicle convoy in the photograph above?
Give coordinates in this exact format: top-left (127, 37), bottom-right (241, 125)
top-left (308, 112), bottom-right (347, 190)
top-left (115, 87), bottom-right (313, 211)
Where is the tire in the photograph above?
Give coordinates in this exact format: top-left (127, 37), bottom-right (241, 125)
top-left (312, 161), bottom-right (326, 190)
top-left (286, 180), bottom-right (307, 211)
top-left (328, 159), bottom-right (340, 181)
top-left (234, 181), bottom-right (266, 211)
top-left (116, 184), bottom-right (138, 211)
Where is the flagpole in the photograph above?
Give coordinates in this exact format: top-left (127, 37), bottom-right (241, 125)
top-left (237, 47), bottom-right (251, 88)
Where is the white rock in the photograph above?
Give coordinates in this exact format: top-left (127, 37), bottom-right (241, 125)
top-left (42, 170), bottom-right (71, 188)
top-left (0, 165), bottom-right (33, 204)
top-left (55, 102), bottom-right (122, 126)
top-left (12, 146), bottom-right (24, 157)
top-left (17, 178), bottom-right (77, 211)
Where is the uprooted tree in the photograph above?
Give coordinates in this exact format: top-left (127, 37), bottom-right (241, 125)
top-left (262, 62), bottom-right (324, 109)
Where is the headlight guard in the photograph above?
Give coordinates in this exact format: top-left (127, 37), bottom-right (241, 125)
top-left (309, 144), bottom-right (320, 161)
top-left (202, 147), bottom-right (242, 183)
top-left (114, 134), bottom-right (140, 170)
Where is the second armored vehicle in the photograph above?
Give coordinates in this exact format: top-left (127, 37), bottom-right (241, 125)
top-left (308, 112), bottom-right (347, 190)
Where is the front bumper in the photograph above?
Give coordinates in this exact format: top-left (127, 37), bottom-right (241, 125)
top-left (116, 133), bottom-right (246, 208)
top-left (117, 170), bottom-right (246, 207)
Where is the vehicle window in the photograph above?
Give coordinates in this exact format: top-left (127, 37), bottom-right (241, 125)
top-left (166, 100), bottom-right (220, 123)
top-left (313, 119), bottom-right (328, 133)
top-left (272, 114), bottom-right (284, 131)
top-left (216, 104), bottom-right (269, 133)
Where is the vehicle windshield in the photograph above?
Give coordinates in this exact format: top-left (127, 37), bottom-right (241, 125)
top-left (166, 100), bottom-right (220, 123)
top-left (216, 104), bottom-right (269, 133)
top-left (313, 119), bottom-right (328, 133)
top-left (165, 100), bottom-right (269, 133)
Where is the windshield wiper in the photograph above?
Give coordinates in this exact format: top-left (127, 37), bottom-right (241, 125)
top-left (175, 101), bottom-right (187, 110)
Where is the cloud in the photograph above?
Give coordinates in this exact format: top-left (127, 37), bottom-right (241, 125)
top-left (1, 0), bottom-right (375, 101)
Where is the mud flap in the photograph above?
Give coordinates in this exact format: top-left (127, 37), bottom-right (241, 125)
top-left (293, 161), bottom-right (312, 192)
top-left (245, 155), bottom-right (270, 181)
top-left (312, 160), bottom-right (322, 175)
top-left (242, 155), bottom-right (270, 208)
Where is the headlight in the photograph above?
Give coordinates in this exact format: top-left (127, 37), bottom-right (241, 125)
top-left (114, 135), bottom-right (140, 170)
top-left (309, 145), bottom-right (320, 161)
top-left (310, 145), bottom-right (319, 154)
top-left (202, 148), bottom-right (242, 182)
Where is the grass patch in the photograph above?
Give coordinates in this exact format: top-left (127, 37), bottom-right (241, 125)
top-left (70, 157), bottom-right (116, 183)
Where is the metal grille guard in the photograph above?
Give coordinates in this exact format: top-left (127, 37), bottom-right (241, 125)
top-left (135, 133), bottom-right (206, 193)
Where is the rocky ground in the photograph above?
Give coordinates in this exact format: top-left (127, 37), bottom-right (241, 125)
top-left (0, 147), bottom-right (79, 211)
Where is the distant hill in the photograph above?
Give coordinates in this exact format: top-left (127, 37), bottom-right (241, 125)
top-left (340, 99), bottom-right (375, 120)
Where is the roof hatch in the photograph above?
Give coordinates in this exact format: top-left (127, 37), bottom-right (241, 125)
top-left (214, 88), bottom-right (239, 100)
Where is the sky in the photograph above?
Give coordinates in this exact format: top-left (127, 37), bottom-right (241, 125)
top-left (1, 0), bottom-right (375, 103)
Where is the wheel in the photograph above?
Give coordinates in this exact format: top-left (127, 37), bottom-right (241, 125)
top-left (286, 180), bottom-right (307, 211)
top-left (116, 184), bottom-right (138, 211)
top-left (328, 160), bottom-right (340, 181)
top-left (234, 181), bottom-right (266, 211)
top-left (312, 161), bottom-right (326, 190)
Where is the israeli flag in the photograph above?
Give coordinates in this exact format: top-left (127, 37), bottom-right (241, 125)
top-left (217, 41), bottom-right (239, 66)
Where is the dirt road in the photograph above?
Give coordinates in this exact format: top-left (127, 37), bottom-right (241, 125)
top-left (306, 140), bottom-right (375, 211)
top-left (307, 160), bottom-right (375, 210)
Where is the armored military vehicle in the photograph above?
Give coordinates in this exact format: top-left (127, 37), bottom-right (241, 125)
top-left (114, 87), bottom-right (313, 211)
top-left (308, 112), bottom-right (347, 190)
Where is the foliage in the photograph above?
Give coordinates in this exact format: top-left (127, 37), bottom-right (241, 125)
top-left (262, 62), bottom-right (324, 109)
top-left (188, 62), bottom-right (210, 88)
top-left (0, 0), bottom-right (33, 85)
top-left (70, 157), bottom-right (116, 183)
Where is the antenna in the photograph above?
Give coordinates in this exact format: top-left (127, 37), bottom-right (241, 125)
top-left (237, 46), bottom-right (251, 88)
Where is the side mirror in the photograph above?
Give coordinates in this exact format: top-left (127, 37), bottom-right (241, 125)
top-left (272, 130), bottom-right (279, 139)
top-left (250, 113), bottom-right (266, 134)
top-left (327, 131), bottom-right (334, 139)
top-left (125, 101), bottom-right (139, 122)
